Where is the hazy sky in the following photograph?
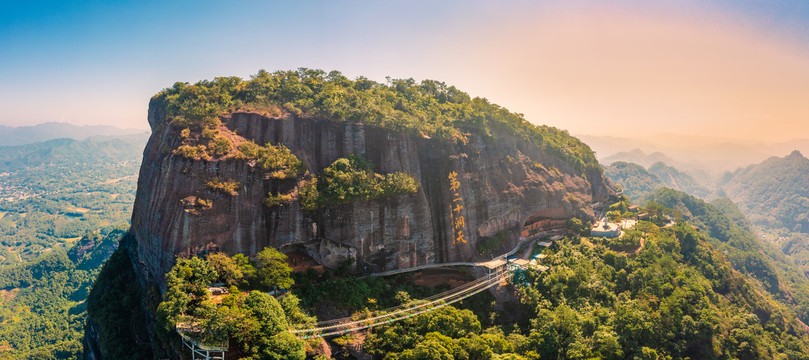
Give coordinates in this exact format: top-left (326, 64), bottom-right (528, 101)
top-left (1, 1), bottom-right (807, 141)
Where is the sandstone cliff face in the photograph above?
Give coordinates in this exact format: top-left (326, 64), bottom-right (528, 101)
top-left (126, 104), bottom-right (613, 287)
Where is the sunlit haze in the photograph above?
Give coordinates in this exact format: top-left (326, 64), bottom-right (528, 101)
top-left (1, 0), bottom-right (807, 142)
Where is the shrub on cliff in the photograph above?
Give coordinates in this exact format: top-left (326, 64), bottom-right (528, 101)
top-left (209, 135), bottom-right (233, 156)
top-left (204, 177), bottom-right (241, 196)
top-left (298, 155), bottom-right (419, 209)
top-left (237, 140), bottom-right (260, 158)
top-left (152, 69), bottom-right (600, 175)
top-left (265, 192), bottom-right (293, 207)
top-left (174, 144), bottom-right (210, 160)
top-left (256, 143), bottom-right (305, 179)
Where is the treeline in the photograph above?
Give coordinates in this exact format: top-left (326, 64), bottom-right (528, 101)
top-left (151, 68), bottom-right (600, 174)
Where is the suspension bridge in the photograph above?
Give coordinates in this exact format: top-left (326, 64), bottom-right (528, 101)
top-left (289, 258), bottom-right (543, 340)
top-left (177, 240), bottom-right (550, 358)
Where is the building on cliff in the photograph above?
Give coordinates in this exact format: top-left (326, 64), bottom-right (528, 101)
top-left (519, 217), bottom-right (568, 240)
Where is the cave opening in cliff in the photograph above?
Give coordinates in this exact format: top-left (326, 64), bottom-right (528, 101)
top-left (279, 243), bottom-right (324, 274)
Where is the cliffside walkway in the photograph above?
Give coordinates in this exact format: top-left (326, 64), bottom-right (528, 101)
top-left (176, 323), bottom-right (227, 360)
top-left (290, 259), bottom-right (544, 339)
top-left (368, 239), bottom-right (529, 278)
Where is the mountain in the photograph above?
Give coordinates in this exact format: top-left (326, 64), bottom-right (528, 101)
top-left (584, 134), bottom-right (809, 181)
top-left (0, 122), bottom-right (146, 147)
top-left (647, 162), bottom-right (711, 199)
top-left (85, 70), bottom-right (613, 359)
top-left (603, 161), bottom-right (661, 201)
top-left (601, 148), bottom-right (680, 169)
top-left (718, 150), bottom-right (809, 233)
top-left (717, 151), bottom-right (809, 273)
top-left (84, 70), bottom-right (809, 359)
top-left (0, 133), bottom-right (149, 171)
top-left (604, 161), bottom-right (710, 202)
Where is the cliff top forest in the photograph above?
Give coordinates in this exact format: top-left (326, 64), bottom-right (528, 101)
top-left (150, 68), bottom-right (600, 175)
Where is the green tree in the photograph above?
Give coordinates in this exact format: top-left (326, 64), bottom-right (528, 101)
top-left (207, 252), bottom-right (243, 286)
top-left (255, 248), bottom-right (293, 290)
top-left (232, 253), bottom-right (256, 282)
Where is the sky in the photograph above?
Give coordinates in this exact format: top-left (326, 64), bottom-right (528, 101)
top-left (1, 0), bottom-right (808, 141)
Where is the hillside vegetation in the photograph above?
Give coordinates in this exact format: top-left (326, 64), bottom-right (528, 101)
top-left (717, 151), bottom-right (809, 276)
top-left (150, 69), bottom-right (600, 175)
top-left (341, 215), bottom-right (809, 359)
top-left (511, 221), bottom-right (809, 359)
top-left (100, 199), bottom-right (809, 359)
top-left (645, 188), bottom-right (809, 324)
top-left (604, 162), bottom-right (660, 201)
top-left (0, 227), bottom-right (123, 359)
top-left (604, 161), bottom-right (709, 202)
top-left (719, 151), bottom-right (809, 234)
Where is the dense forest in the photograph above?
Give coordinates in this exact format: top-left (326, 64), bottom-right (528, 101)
top-left (0, 227), bottom-right (124, 359)
top-left (645, 188), bottom-right (809, 326)
top-left (150, 69), bottom-right (600, 175)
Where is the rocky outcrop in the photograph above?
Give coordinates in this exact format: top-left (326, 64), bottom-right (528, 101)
top-left (125, 105), bottom-right (612, 288)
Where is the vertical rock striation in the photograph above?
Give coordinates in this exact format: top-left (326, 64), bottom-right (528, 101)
top-left (125, 104), bottom-right (613, 288)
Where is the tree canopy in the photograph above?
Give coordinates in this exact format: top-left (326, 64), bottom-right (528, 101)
top-left (151, 69), bottom-right (600, 175)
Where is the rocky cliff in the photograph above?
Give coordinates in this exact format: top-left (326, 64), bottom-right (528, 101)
top-left (86, 72), bottom-right (616, 358)
top-left (126, 106), bottom-right (612, 288)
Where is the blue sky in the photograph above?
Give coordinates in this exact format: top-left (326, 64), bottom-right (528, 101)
top-left (1, 1), bottom-right (807, 140)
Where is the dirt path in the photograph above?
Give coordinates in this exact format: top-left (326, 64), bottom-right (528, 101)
top-left (633, 238), bottom-right (646, 254)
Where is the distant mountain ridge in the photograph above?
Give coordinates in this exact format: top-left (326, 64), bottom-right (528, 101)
top-left (0, 133), bottom-right (150, 171)
top-left (601, 148), bottom-right (679, 168)
top-left (718, 150), bottom-right (809, 233)
top-left (0, 122), bottom-right (147, 147)
top-left (604, 160), bottom-right (710, 202)
top-left (647, 162), bottom-right (710, 199)
top-left (583, 133), bottom-right (809, 178)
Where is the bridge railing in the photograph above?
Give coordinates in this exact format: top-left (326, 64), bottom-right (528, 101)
top-left (368, 239), bottom-right (526, 278)
top-left (289, 264), bottom-right (524, 339)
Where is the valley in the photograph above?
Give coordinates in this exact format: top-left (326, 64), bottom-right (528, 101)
top-left (0, 134), bottom-right (147, 359)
